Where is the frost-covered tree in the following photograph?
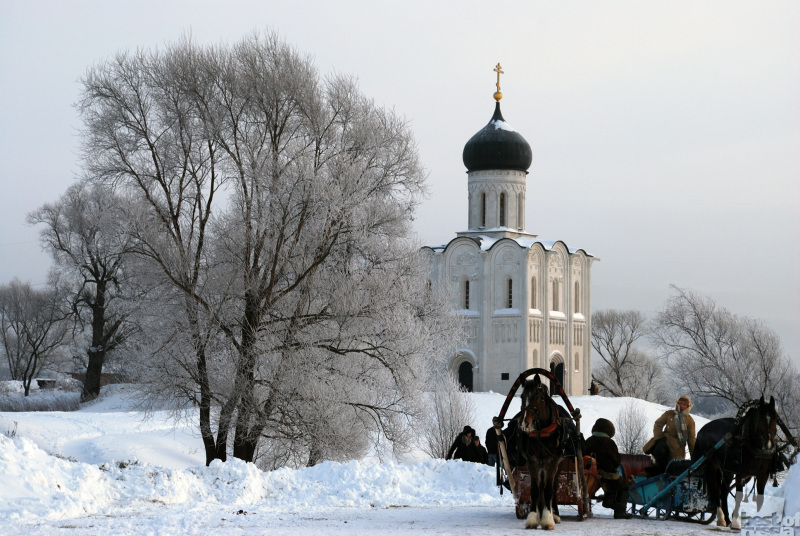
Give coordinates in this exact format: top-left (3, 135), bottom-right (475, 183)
top-left (591, 309), bottom-right (664, 401)
top-left (28, 181), bottom-right (137, 401)
top-left (0, 278), bottom-right (70, 395)
top-left (652, 286), bottom-right (799, 432)
top-left (78, 32), bottom-right (458, 465)
top-left (418, 373), bottom-right (477, 459)
top-left (614, 399), bottom-right (648, 454)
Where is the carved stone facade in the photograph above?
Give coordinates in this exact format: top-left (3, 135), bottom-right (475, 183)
top-left (422, 238), bottom-right (595, 396)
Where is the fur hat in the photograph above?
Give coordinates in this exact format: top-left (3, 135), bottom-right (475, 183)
top-left (591, 418), bottom-right (616, 438)
top-left (677, 395), bottom-right (691, 406)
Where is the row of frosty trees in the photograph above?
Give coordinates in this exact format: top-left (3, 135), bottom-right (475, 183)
top-left (0, 33), bottom-right (465, 468)
top-left (589, 300), bottom-right (800, 454)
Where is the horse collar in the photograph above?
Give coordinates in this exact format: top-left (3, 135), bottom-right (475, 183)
top-left (528, 421), bottom-right (559, 438)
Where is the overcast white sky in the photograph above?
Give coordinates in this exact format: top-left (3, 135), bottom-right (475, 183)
top-left (1, 1), bottom-right (798, 366)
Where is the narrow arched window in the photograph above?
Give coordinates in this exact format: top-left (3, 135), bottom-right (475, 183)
top-left (530, 276), bottom-right (537, 309)
top-left (552, 280), bottom-right (559, 311)
top-left (499, 193), bottom-right (506, 227)
top-left (481, 193), bottom-right (486, 227)
top-left (507, 279), bottom-right (513, 308)
top-left (574, 281), bottom-right (580, 313)
top-left (464, 280), bottom-right (470, 310)
top-left (517, 193), bottom-right (524, 230)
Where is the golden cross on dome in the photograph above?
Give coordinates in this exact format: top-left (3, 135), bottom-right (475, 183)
top-left (493, 63), bottom-right (504, 102)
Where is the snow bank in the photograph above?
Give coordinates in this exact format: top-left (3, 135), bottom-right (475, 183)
top-left (1, 385), bottom-right (797, 536)
top-left (0, 433), bottom-right (507, 523)
top-left (0, 436), bottom-right (116, 521)
top-left (782, 461), bottom-right (800, 517)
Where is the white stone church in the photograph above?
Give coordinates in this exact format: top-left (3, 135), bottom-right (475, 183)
top-left (421, 73), bottom-right (596, 397)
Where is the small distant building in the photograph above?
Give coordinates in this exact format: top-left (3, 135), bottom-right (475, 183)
top-left (421, 65), bottom-right (597, 396)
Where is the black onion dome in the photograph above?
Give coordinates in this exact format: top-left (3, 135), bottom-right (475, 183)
top-left (462, 102), bottom-right (532, 173)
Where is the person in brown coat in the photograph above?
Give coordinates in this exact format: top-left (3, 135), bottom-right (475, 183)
top-left (584, 418), bottom-right (630, 519)
top-left (642, 395), bottom-right (696, 460)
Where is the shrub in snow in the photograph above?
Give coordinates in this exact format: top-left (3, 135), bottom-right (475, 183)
top-left (0, 381), bottom-right (27, 395)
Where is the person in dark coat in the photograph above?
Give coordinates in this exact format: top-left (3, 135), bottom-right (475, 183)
top-left (446, 426), bottom-right (475, 460)
top-left (469, 436), bottom-right (489, 464)
top-left (485, 425), bottom-right (499, 467)
top-left (584, 418), bottom-right (630, 519)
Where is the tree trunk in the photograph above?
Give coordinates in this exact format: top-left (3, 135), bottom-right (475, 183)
top-left (232, 292), bottom-right (261, 462)
top-left (81, 351), bottom-right (105, 402)
top-left (232, 372), bottom-right (257, 461)
top-left (81, 282), bottom-right (107, 403)
top-left (233, 393), bottom-right (274, 463)
top-left (185, 302), bottom-right (226, 466)
top-left (195, 338), bottom-right (219, 466)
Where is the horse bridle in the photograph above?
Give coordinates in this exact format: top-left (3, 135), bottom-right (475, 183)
top-left (519, 386), bottom-right (561, 438)
top-left (735, 402), bottom-right (778, 458)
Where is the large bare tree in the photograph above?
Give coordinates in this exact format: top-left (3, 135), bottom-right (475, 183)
top-left (79, 38), bottom-right (235, 464)
top-left (28, 180), bottom-right (136, 401)
top-left (591, 309), bottom-right (664, 401)
top-left (77, 32), bottom-right (457, 465)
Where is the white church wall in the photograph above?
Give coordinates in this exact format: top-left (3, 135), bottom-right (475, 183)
top-left (425, 236), bottom-right (593, 396)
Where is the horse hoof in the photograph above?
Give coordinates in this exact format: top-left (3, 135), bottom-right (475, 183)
top-left (541, 510), bottom-right (555, 530)
top-left (731, 518), bottom-right (741, 530)
top-left (525, 512), bottom-right (540, 529)
top-left (716, 507), bottom-right (727, 527)
top-left (553, 514), bottom-right (561, 524)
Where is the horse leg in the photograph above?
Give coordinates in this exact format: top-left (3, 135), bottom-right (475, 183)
top-left (730, 478), bottom-right (744, 530)
top-left (719, 473), bottom-right (734, 528)
top-left (707, 463), bottom-right (727, 527)
top-left (755, 466), bottom-right (770, 511)
top-left (525, 471), bottom-right (541, 529)
top-left (540, 467), bottom-right (556, 530)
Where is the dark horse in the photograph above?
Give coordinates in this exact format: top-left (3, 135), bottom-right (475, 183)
top-left (517, 374), bottom-right (564, 529)
top-left (692, 396), bottom-right (779, 529)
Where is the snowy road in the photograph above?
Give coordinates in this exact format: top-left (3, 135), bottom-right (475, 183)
top-left (4, 503), bottom-right (736, 536)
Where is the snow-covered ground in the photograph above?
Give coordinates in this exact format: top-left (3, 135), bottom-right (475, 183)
top-left (0, 384), bottom-right (796, 535)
